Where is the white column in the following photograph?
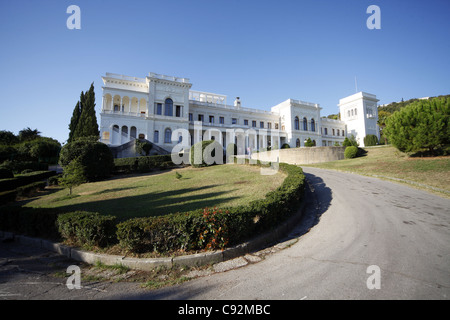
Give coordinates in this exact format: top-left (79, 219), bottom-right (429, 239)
top-left (128, 98), bottom-right (132, 114)
top-left (138, 99), bottom-right (141, 115)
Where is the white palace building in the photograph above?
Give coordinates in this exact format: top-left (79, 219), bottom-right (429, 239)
top-left (99, 72), bottom-right (380, 156)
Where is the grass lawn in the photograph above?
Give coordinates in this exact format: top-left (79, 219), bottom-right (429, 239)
top-left (302, 145), bottom-right (450, 197)
top-left (25, 164), bottom-right (286, 219)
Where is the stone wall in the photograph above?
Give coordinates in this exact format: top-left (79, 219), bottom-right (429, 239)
top-left (251, 146), bottom-right (345, 165)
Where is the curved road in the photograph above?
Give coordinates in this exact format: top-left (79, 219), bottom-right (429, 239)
top-left (122, 167), bottom-right (450, 300)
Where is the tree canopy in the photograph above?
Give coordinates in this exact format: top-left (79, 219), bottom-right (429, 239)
top-left (68, 83), bottom-right (99, 142)
top-left (384, 96), bottom-right (449, 155)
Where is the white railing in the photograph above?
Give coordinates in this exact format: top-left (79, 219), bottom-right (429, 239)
top-left (105, 73), bottom-right (146, 83)
top-left (148, 72), bottom-right (190, 83)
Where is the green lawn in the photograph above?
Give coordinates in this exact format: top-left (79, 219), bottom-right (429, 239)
top-left (25, 164), bottom-right (286, 219)
top-left (303, 145), bottom-right (450, 197)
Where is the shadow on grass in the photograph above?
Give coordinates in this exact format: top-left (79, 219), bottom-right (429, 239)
top-left (34, 185), bottom-right (241, 220)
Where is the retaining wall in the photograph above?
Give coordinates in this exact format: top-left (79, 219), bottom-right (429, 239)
top-left (252, 146), bottom-right (345, 165)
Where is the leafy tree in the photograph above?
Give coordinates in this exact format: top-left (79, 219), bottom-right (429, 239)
top-left (0, 130), bottom-right (19, 146)
top-left (59, 159), bottom-right (86, 195)
top-left (384, 97), bottom-right (449, 155)
top-left (304, 138), bottom-right (314, 147)
top-left (19, 127), bottom-right (41, 142)
top-left (68, 101), bottom-right (81, 143)
top-left (59, 137), bottom-right (114, 181)
top-left (135, 139), bottom-right (152, 156)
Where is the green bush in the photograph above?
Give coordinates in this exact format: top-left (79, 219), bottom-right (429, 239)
top-left (344, 146), bottom-right (358, 159)
top-left (0, 170), bottom-right (56, 193)
top-left (57, 211), bottom-right (117, 247)
top-left (116, 163), bottom-right (306, 254)
top-left (364, 134), bottom-right (378, 146)
top-left (190, 140), bottom-right (223, 168)
top-left (281, 143), bottom-right (290, 149)
top-left (59, 138), bottom-right (114, 181)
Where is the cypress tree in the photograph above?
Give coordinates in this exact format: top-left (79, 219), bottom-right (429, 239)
top-left (68, 101), bottom-right (81, 143)
top-left (69, 83), bottom-right (99, 142)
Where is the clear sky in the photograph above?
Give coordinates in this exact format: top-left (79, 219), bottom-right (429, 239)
top-left (1, 0), bottom-right (449, 143)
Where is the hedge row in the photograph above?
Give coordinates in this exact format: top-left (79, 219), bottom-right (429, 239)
top-left (116, 163), bottom-right (305, 254)
top-left (56, 211), bottom-right (117, 247)
top-left (0, 170), bottom-right (57, 193)
top-left (0, 181), bottom-right (48, 205)
top-left (114, 154), bottom-right (175, 174)
top-left (0, 206), bottom-right (61, 240)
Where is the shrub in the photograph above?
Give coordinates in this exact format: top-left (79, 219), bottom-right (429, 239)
top-left (0, 168), bottom-right (14, 179)
top-left (281, 143), bottom-right (290, 149)
top-left (364, 134), bottom-right (378, 146)
top-left (190, 140), bottom-right (223, 168)
top-left (59, 137), bottom-right (114, 181)
top-left (57, 211), bottom-right (117, 247)
top-left (344, 146), bottom-right (358, 159)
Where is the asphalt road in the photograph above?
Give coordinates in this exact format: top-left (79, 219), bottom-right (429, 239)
top-left (1, 167), bottom-right (449, 300)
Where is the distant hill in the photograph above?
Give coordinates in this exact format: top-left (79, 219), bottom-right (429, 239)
top-left (378, 94), bottom-right (450, 114)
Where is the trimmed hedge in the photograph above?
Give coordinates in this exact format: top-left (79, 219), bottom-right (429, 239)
top-left (0, 207), bottom-right (61, 240)
top-left (116, 163), bottom-right (305, 254)
top-left (0, 170), bottom-right (57, 193)
top-left (114, 154), bottom-right (174, 174)
top-left (190, 140), bottom-right (223, 168)
top-left (344, 146), bottom-right (358, 159)
top-left (57, 211), bottom-right (117, 247)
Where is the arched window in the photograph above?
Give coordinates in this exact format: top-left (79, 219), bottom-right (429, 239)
top-left (311, 119), bottom-right (315, 132)
top-left (164, 98), bottom-right (173, 116)
top-left (154, 130), bottom-right (159, 143)
top-left (303, 117), bottom-right (308, 131)
top-left (294, 117), bottom-right (299, 130)
top-left (130, 126), bottom-right (137, 139)
top-left (296, 139), bottom-right (301, 147)
top-left (164, 128), bottom-right (172, 143)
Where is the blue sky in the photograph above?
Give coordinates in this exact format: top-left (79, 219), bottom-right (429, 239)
top-left (1, 0), bottom-right (449, 143)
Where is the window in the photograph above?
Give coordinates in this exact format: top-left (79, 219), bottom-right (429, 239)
top-left (342, 129), bottom-right (345, 136)
top-left (189, 113), bottom-right (193, 121)
top-left (252, 120), bottom-right (256, 127)
top-left (348, 110), bottom-right (351, 118)
top-left (351, 109), bottom-right (354, 117)
top-left (260, 121), bottom-right (264, 128)
top-left (209, 115), bottom-right (214, 123)
top-left (164, 128), bottom-right (172, 143)
top-left (324, 128), bottom-right (328, 135)
top-left (296, 139), bottom-right (300, 147)
top-left (232, 118), bottom-right (237, 125)
top-left (337, 129), bottom-right (340, 136)
top-left (198, 114), bottom-right (204, 122)
top-left (244, 119), bottom-right (248, 126)
top-left (156, 103), bottom-right (162, 115)
top-left (311, 119), bottom-right (315, 132)
top-left (275, 123), bottom-right (279, 129)
top-left (294, 117), bottom-right (300, 130)
top-left (154, 130), bottom-right (159, 143)
top-left (220, 117), bottom-right (224, 124)
top-left (114, 105), bottom-right (120, 112)
top-left (354, 108), bottom-right (357, 116)
top-left (164, 98), bottom-right (173, 116)
top-left (176, 105), bottom-right (181, 117)
top-left (303, 117), bottom-right (308, 131)
top-left (332, 129), bottom-right (335, 136)
top-left (268, 122), bottom-right (272, 129)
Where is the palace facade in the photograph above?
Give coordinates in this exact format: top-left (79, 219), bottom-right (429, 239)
top-left (99, 72), bottom-right (379, 156)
